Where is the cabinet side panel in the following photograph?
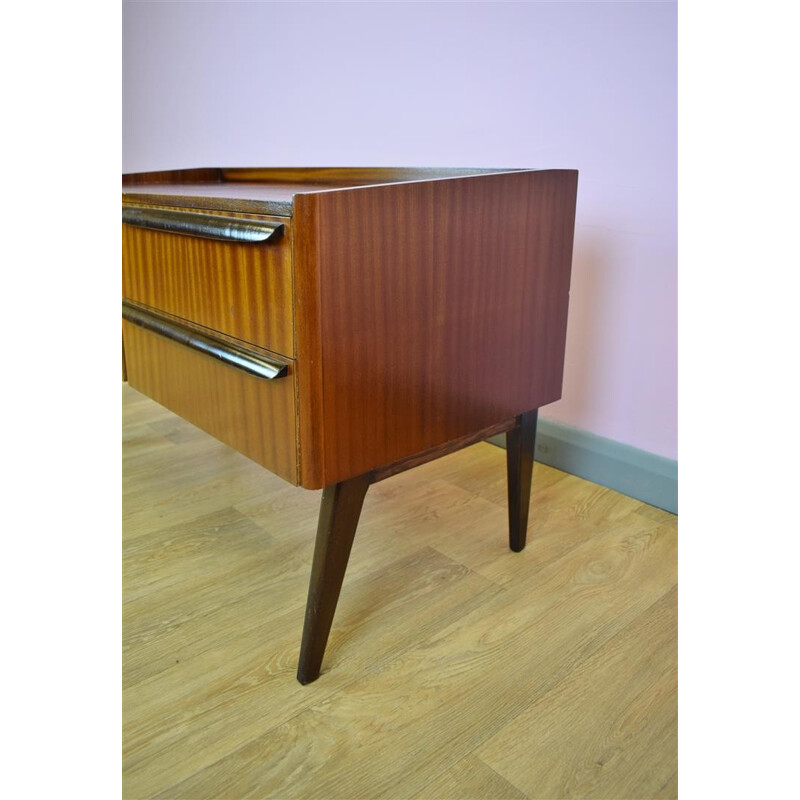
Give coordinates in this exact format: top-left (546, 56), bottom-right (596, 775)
top-left (315, 170), bottom-right (578, 486)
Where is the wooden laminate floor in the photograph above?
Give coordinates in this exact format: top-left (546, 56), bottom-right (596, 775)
top-left (123, 385), bottom-right (678, 800)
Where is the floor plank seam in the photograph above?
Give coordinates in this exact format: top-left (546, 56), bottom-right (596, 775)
top-left (476, 755), bottom-right (532, 800)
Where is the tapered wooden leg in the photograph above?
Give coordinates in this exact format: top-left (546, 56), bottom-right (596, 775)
top-left (297, 473), bottom-right (371, 684)
top-left (506, 409), bottom-right (538, 552)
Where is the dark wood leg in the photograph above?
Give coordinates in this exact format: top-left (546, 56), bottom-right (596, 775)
top-left (506, 409), bottom-right (538, 552)
top-left (297, 473), bottom-right (371, 684)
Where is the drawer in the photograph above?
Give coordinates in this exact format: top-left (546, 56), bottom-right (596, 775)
top-left (122, 307), bottom-right (298, 484)
top-left (122, 204), bottom-right (294, 356)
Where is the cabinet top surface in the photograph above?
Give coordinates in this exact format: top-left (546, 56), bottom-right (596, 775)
top-left (122, 166), bottom-right (539, 216)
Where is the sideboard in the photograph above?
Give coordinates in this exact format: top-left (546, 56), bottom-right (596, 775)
top-left (122, 167), bottom-right (579, 683)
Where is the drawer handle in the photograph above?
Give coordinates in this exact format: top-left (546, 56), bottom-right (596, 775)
top-left (122, 206), bottom-right (284, 243)
top-left (122, 300), bottom-right (289, 380)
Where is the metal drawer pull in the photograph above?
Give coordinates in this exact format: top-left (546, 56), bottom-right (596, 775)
top-left (122, 206), bottom-right (284, 243)
top-left (122, 300), bottom-right (289, 380)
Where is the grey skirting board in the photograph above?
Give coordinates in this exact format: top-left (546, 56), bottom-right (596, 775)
top-left (489, 417), bottom-right (678, 514)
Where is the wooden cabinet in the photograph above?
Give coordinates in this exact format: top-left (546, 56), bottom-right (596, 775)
top-left (122, 167), bottom-right (578, 683)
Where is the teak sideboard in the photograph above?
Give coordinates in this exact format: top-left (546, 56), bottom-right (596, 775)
top-left (122, 167), bottom-right (579, 684)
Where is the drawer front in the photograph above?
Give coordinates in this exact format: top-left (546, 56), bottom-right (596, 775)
top-left (123, 317), bottom-right (298, 484)
top-left (122, 204), bottom-right (294, 356)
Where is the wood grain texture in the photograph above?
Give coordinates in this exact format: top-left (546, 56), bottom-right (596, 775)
top-left (122, 167), bottom-right (223, 185)
top-left (123, 184), bottom-right (317, 216)
top-left (476, 587), bottom-right (678, 799)
top-left (122, 387), bottom-right (676, 800)
top-left (295, 169), bottom-right (578, 488)
top-left (122, 205), bottom-right (294, 356)
top-left (162, 509), bottom-right (674, 800)
top-left (370, 417), bottom-right (516, 483)
top-left (221, 167), bottom-right (516, 183)
top-left (507, 410), bottom-right (538, 552)
top-left (122, 168), bottom-right (514, 216)
top-left (297, 474), bottom-right (371, 684)
top-left (122, 168), bottom-right (578, 489)
top-left (122, 323), bottom-right (297, 483)
top-left (292, 192), bottom-right (326, 489)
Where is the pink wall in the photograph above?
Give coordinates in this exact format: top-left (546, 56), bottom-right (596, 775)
top-left (123, 1), bottom-right (677, 461)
